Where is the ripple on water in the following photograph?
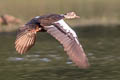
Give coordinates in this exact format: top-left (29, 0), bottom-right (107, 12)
top-left (7, 56), bottom-right (51, 62)
top-left (39, 58), bottom-right (51, 62)
top-left (66, 61), bottom-right (73, 64)
top-left (26, 54), bottom-right (40, 58)
top-left (48, 54), bottom-right (62, 60)
top-left (7, 57), bottom-right (24, 61)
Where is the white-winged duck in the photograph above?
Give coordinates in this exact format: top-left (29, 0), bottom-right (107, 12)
top-left (15, 12), bottom-right (89, 68)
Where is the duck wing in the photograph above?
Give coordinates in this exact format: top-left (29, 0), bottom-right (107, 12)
top-left (15, 24), bottom-right (39, 54)
top-left (44, 19), bottom-right (89, 68)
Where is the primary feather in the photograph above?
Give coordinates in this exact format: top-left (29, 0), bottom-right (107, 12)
top-left (44, 19), bottom-right (89, 68)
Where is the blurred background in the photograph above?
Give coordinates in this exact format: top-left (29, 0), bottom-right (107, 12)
top-left (0, 0), bottom-right (120, 80)
top-left (0, 0), bottom-right (120, 29)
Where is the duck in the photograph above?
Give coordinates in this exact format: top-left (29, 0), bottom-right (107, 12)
top-left (15, 12), bottom-right (89, 68)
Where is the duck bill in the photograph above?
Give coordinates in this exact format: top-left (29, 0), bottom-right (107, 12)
top-left (75, 16), bottom-right (80, 18)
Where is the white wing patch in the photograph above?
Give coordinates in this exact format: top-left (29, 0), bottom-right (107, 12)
top-left (35, 16), bottom-right (40, 19)
top-left (54, 19), bottom-right (80, 44)
top-left (55, 19), bottom-right (77, 37)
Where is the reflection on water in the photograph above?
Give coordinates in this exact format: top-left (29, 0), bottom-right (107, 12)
top-left (0, 26), bottom-right (120, 80)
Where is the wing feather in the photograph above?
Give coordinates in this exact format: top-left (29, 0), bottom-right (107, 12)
top-left (44, 20), bottom-right (89, 68)
top-left (15, 24), bottom-right (37, 54)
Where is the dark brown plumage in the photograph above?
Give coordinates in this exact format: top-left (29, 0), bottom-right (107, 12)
top-left (15, 12), bottom-right (89, 68)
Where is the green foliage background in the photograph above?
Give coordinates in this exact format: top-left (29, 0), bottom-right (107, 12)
top-left (0, 0), bottom-right (120, 27)
top-left (0, 0), bottom-right (119, 19)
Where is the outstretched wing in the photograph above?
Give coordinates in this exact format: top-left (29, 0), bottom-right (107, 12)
top-left (15, 24), bottom-right (39, 54)
top-left (44, 19), bottom-right (89, 68)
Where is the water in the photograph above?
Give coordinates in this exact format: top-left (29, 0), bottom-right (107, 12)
top-left (0, 26), bottom-right (120, 80)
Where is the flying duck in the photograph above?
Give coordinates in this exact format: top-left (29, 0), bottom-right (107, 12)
top-left (15, 12), bottom-right (89, 68)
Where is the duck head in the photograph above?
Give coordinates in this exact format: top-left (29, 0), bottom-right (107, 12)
top-left (64, 12), bottom-right (80, 19)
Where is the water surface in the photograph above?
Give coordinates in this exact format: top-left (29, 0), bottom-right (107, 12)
top-left (0, 26), bottom-right (120, 80)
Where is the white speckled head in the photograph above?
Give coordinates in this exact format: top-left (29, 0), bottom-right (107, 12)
top-left (64, 12), bottom-right (80, 19)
